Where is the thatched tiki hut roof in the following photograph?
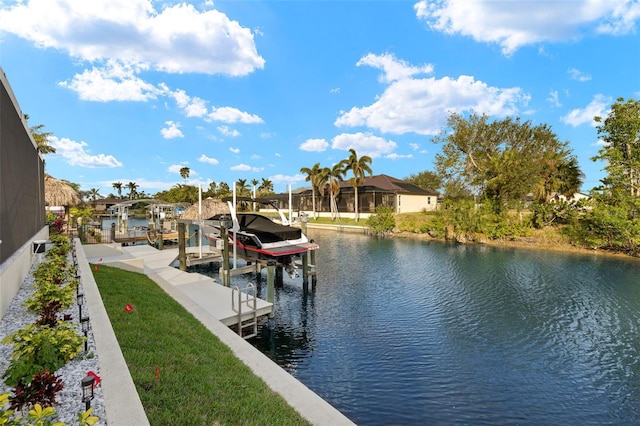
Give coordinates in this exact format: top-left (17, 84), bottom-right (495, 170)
top-left (180, 197), bottom-right (230, 220)
top-left (44, 175), bottom-right (81, 206)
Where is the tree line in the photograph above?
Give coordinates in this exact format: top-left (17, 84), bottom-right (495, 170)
top-left (30, 97), bottom-right (640, 254)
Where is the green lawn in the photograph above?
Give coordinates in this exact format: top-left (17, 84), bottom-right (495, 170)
top-left (92, 264), bottom-right (310, 426)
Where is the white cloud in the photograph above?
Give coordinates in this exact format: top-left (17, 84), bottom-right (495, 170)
top-left (568, 68), bottom-right (592, 82)
top-left (386, 153), bottom-right (413, 160)
top-left (357, 52), bottom-right (434, 83)
top-left (170, 89), bottom-right (208, 118)
top-left (231, 164), bottom-right (263, 172)
top-left (331, 132), bottom-right (397, 158)
top-left (299, 138), bottom-right (329, 152)
top-left (160, 121), bottom-right (184, 139)
top-left (168, 88), bottom-right (262, 128)
top-left (208, 106), bottom-right (264, 124)
top-left (269, 174), bottom-right (306, 187)
top-left (547, 91), bottom-right (562, 107)
top-left (218, 126), bottom-right (240, 137)
top-left (229, 147), bottom-right (240, 154)
top-left (198, 154), bottom-right (219, 165)
top-left (414, 0), bottom-right (640, 55)
top-left (561, 94), bottom-right (611, 127)
top-left (50, 136), bottom-right (122, 168)
top-left (409, 143), bottom-right (420, 151)
top-left (336, 53), bottom-right (528, 135)
top-left (0, 0), bottom-right (264, 76)
top-left (59, 61), bottom-right (161, 102)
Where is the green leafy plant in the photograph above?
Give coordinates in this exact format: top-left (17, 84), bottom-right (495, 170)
top-left (77, 408), bottom-right (99, 426)
top-left (0, 392), bottom-right (21, 426)
top-left (32, 258), bottom-right (70, 287)
top-left (367, 206), bottom-right (396, 235)
top-left (2, 323), bottom-right (83, 387)
top-left (24, 403), bottom-right (64, 426)
top-left (23, 282), bottom-right (75, 317)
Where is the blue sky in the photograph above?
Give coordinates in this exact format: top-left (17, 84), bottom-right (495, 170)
top-left (1, 0), bottom-right (639, 197)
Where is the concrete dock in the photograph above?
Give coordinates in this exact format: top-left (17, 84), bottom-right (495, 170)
top-left (83, 243), bottom-right (272, 326)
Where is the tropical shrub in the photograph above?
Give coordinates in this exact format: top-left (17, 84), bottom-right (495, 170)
top-left (367, 206), bottom-right (396, 235)
top-left (9, 370), bottom-right (64, 411)
top-left (2, 323), bottom-right (83, 387)
top-left (46, 213), bottom-right (65, 236)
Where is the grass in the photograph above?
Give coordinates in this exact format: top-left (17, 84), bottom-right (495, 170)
top-left (91, 264), bottom-right (311, 426)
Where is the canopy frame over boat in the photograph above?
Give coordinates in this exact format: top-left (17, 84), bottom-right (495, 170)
top-left (204, 196), bottom-right (318, 276)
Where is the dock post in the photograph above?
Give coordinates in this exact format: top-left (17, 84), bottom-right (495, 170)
top-left (221, 226), bottom-right (230, 287)
top-left (158, 219), bottom-right (164, 250)
top-left (110, 223), bottom-right (116, 243)
top-left (178, 222), bottom-right (186, 271)
top-left (275, 266), bottom-right (284, 287)
top-left (267, 260), bottom-right (275, 317)
top-left (302, 252), bottom-right (309, 292)
top-left (310, 246), bottom-right (317, 289)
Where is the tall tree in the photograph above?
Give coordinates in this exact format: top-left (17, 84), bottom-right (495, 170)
top-left (592, 97), bottom-right (640, 197)
top-left (236, 179), bottom-right (250, 196)
top-left (326, 163), bottom-right (346, 221)
top-left (341, 149), bottom-right (373, 222)
top-left (433, 112), bottom-right (576, 212)
top-left (112, 182), bottom-right (123, 199)
top-left (259, 178), bottom-right (274, 196)
top-left (126, 181), bottom-right (139, 199)
top-left (300, 162), bottom-right (323, 219)
top-left (405, 170), bottom-right (442, 192)
top-left (250, 179), bottom-right (259, 197)
top-left (179, 167), bottom-right (190, 184)
top-left (217, 182), bottom-right (231, 199)
top-left (24, 114), bottom-right (56, 154)
top-left (87, 188), bottom-right (102, 201)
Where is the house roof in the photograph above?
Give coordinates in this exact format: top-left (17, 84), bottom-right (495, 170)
top-left (339, 174), bottom-right (439, 196)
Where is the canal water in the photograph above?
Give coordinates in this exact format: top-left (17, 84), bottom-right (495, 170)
top-left (245, 229), bottom-right (640, 425)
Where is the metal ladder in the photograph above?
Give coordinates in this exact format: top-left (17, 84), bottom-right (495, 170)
top-left (231, 283), bottom-right (258, 339)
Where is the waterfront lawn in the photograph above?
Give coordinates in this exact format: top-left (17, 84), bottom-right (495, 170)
top-left (92, 264), bottom-right (310, 426)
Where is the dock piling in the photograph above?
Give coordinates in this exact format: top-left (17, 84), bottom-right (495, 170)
top-left (178, 222), bottom-right (186, 271)
top-left (267, 260), bottom-right (275, 317)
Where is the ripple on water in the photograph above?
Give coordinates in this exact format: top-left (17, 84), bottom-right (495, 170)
top-left (248, 231), bottom-right (640, 425)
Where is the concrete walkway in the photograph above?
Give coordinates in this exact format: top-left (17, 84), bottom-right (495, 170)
top-left (80, 242), bottom-right (355, 426)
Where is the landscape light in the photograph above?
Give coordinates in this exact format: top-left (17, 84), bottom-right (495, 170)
top-left (81, 375), bottom-right (95, 411)
top-left (77, 292), bottom-right (84, 318)
top-left (81, 317), bottom-right (90, 352)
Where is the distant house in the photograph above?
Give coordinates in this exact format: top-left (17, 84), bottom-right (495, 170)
top-left (554, 192), bottom-right (590, 203)
top-left (268, 174), bottom-right (439, 219)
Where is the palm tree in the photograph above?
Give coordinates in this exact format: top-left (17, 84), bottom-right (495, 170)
top-left (341, 149), bottom-right (373, 221)
top-left (327, 163), bottom-right (346, 221)
top-left (555, 156), bottom-right (584, 198)
top-left (87, 188), bottom-right (102, 201)
top-left (126, 181), bottom-right (139, 199)
top-left (300, 162), bottom-right (323, 219)
top-left (112, 182), bottom-right (123, 199)
top-left (179, 167), bottom-right (190, 183)
top-left (24, 114), bottom-right (56, 154)
top-left (236, 179), bottom-right (250, 196)
top-left (314, 167), bottom-right (330, 214)
top-left (259, 178), bottom-right (274, 196)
